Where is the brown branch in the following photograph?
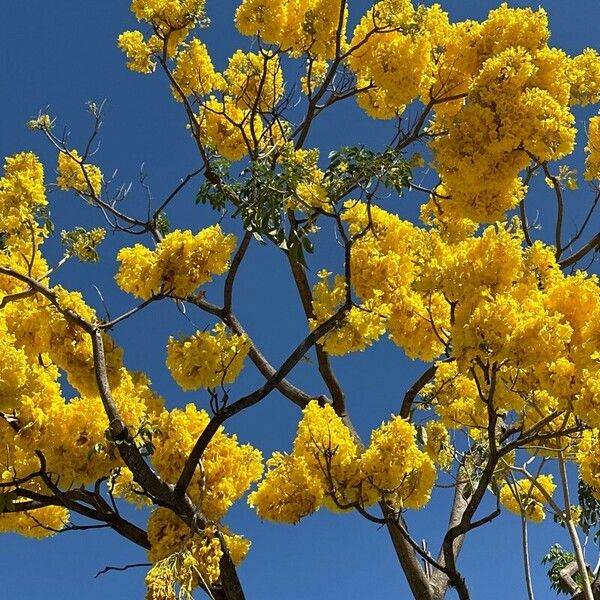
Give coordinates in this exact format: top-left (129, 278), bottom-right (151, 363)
top-left (541, 163), bottom-right (565, 258)
top-left (95, 563), bottom-right (151, 578)
top-left (173, 301), bottom-right (353, 499)
top-left (400, 363), bottom-right (440, 419)
top-left (151, 167), bottom-right (204, 222)
top-left (224, 231), bottom-right (252, 313)
top-left (559, 231), bottom-right (600, 269)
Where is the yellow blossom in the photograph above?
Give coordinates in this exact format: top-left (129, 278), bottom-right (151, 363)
top-left (584, 115), bottom-right (600, 181)
top-left (115, 226), bottom-right (236, 300)
top-left (56, 150), bottom-right (103, 197)
top-left (224, 50), bottom-right (283, 111)
top-left (499, 475), bottom-right (556, 522)
top-left (197, 97), bottom-right (263, 161)
top-left (117, 30), bottom-right (160, 74)
top-left (151, 404), bottom-right (263, 519)
top-left (166, 323), bottom-right (249, 390)
top-left (172, 39), bottom-right (224, 98)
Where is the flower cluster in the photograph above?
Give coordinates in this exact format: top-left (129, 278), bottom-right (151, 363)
top-left (235, 0), bottom-right (347, 59)
top-left (115, 226), bottom-right (236, 299)
top-left (146, 508), bottom-right (250, 594)
top-left (56, 149), bottom-right (103, 197)
top-left (166, 323), bottom-right (250, 390)
top-left (499, 475), bottom-right (556, 522)
top-left (151, 404), bottom-right (263, 519)
top-left (249, 402), bottom-right (436, 522)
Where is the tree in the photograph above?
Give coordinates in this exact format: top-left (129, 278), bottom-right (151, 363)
top-left (1, 1), bottom-right (600, 599)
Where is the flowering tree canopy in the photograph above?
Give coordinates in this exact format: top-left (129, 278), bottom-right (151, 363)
top-left (2, 1), bottom-right (600, 599)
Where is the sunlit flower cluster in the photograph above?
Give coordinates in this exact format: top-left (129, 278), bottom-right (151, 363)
top-left (499, 475), bottom-right (556, 522)
top-left (235, 0), bottom-right (347, 59)
top-left (115, 226), bottom-right (236, 299)
top-left (0, 152), bottom-right (47, 245)
top-left (152, 404), bottom-right (263, 519)
top-left (147, 508), bottom-right (250, 593)
top-left (585, 115), bottom-right (600, 181)
top-left (249, 401), bottom-right (436, 522)
top-left (172, 39), bottom-right (224, 98)
top-left (166, 323), bottom-right (249, 390)
top-left (56, 149), bottom-right (103, 197)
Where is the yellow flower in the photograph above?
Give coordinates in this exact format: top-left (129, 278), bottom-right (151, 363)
top-left (117, 30), bottom-right (159, 74)
top-left (499, 475), bottom-right (556, 522)
top-left (172, 39), bottom-right (224, 98)
top-left (115, 226), bottom-right (236, 299)
top-left (584, 115), bottom-right (600, 181)
top-left (197, 96), bottom-right (263, 161)
top-left (166, 323), bottom-right (249, 390)
top-left (56, 149), bottom-right (102, 197)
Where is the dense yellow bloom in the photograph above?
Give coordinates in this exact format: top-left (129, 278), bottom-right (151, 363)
top-left (172, 39), bottom-right (224, 98)
top-left (569, 49), bottom-right (600, 106)
top-left (56, 150), bottom-right (103, 197)
top-left (421, 15), bottom-right (483, 108)
top-left (452, 288), bottom-right (572, 369)
top-left (578, 430), bottom-right (600, 499)
top-left (234, 0), bottom-right (287, 46)
top-left (476, 3), bottom-right (548, 59)
top-left (578, 367), bottom-right (600, 429)
top-left (417, 4), bottom-right (580, 223)
top-left (235, 0), bottom-right (346, 59)
top-left (115, 226), bottom-right (236, 299)
top-left (152, 404), bottom-right (263, 520)
top-left (420, 193), bottom-right (468, 242)
top-left (166, 323), bottom-right (249, 390)
top-left (293, 402), bottom-right (360, 491)
top-left (130, 0), bottom-right (205, 55)
top-left (0, 506), bottom-right (69, 538)
top-left (359, 415), bottom-right (436, 509)
top-left (117, 30), bottom-right (160, 74)
top-left (42, 286), bottom-right (123, 397)
top-left (0, 152), bottom-right (49, 269)
top-left (531, 47), bottom-right (571, 106)
top-left (251, 402), bottom-right (436, 521)
top-left (197, 96), bottom-right (263, 161)
top-left (342, 201), bottom-right (448, 360)
top-left (114, 244), bottom-right (158, 300)
top-left (585, 116), bottom-right (600, 181)
top-left (249, 452), bottom-right (326, 523)
top-left (544, 271), bottom-right (600, 371)
top-left (153, 226), bottom-right (235, 297)
top-left (423, 420), bottom-right (453, 470)
top-left (499, 475), bottom-right (556, 522)
top-left (224, 50), bottom-right (283, 111)
top-left (0, 317), bottom-right (29, 410)
top-left (146, 508), bottom-right (250, 593)
top-left (421, 223), bottom-right (525, 310)
top-left (16, 368), bottom-right (160, 486)
top-left (250, 402), bottom-right (362, 522)
top-left (348, 3), bottom-right (429, 119)
top-left (424, 361), bottom-right (486, 430)
top-left (0, 152), bottom-right (47, 239)
top-left (309, 273), bottom-right (388, 356)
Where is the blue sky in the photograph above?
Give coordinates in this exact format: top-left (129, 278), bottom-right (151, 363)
top-left (1, 1), bottom-right (600, 599)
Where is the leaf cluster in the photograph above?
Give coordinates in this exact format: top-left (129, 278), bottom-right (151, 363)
top-left (324, 146), bottom-right (412, 198)
top-left (196, 146), bottom-right (412, 266)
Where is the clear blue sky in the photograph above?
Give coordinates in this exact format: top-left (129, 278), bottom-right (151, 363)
top-left (1, 2), bottom-right (600, 599)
